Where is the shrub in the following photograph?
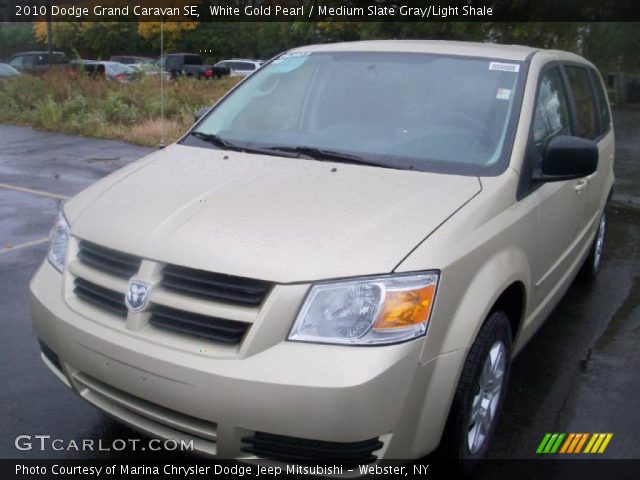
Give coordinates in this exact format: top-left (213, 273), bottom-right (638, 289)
top-left (0, 71), bottom-right (240, 146)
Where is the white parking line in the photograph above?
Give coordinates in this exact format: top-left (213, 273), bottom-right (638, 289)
top-left (0, 182), bottom-right (69, 200)
top-left (1, 238), bottom-right (49, 255)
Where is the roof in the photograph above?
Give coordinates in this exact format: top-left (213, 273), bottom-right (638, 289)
top-left (111, 55), bottom-right (152, 59)
top-left (11, 51), bottom-right (66, 57)
top-left (219, 58), bottom-right (262, 63)
top-left (291, 40), bottom-right (540, 62)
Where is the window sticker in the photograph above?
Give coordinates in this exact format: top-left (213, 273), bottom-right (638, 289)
top-left (496, 88), bottom-right (512, 100)
top-left (270, 52), bottom-right (311, 72)
top-left (489, 62), bottom-right (520, 73)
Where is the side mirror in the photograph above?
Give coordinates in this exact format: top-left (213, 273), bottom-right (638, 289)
top-left (194, 106), bottom-right (210, 122)
top-left (536, 135), bottom-right (598, 181)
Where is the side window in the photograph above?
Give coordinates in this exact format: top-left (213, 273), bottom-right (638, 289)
top-left (186, 55), bottom-right (202, 65)
top-left (22, 54), bottom-right (35, 67)
top-left (532, 66), bottom-right (571, 155)
top-left (589, 68), bottom-right (611, 135)
top-left (565, 66), bottom-right (598, 139)
top-left (166, 57), bottom-right (181, 69)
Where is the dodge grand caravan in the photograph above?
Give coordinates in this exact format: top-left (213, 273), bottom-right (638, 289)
top-left (30, 41), bottom-right (614, 462)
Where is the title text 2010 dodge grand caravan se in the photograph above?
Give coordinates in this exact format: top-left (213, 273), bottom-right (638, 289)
top-left (30, 41), bottom-right (614, 463)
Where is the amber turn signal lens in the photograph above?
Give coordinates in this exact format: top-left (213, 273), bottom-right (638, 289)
top-left (373, 284), bottom-right (436, 330)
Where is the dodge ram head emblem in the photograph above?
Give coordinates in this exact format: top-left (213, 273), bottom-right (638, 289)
top-left (125, 280), bottom-right (150, 312)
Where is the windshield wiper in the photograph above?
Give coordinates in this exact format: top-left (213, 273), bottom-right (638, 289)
top-left (187, 132), bottom-right (300, 158)
top-left (188, 131), bottom-right (239, 151)
top-left (187, 135), bottom-right (399, 169)
top-left (264, 145), bottom-right (387, 168)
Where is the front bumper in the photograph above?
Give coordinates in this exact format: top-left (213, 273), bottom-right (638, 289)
top-left (30, 260), bottom-right (465, 460)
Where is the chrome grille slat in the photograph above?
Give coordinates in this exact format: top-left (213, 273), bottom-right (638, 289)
top-left (73, 278), bottom-right (127, 317)
top-left (77, 240), bottom-right (141, 279)
top-left (162, 265), bottom-right (270, 306)
top-left (150, 305), bottom-right (248, 343)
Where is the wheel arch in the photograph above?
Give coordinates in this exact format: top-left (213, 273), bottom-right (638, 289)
top-left (490, 281), bottom-right (526, 344)
top-left (407, 249), bottom-right (532, 458)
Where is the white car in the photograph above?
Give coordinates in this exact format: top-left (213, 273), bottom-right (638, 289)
top-left (213, 59), bottom-right (264, 77)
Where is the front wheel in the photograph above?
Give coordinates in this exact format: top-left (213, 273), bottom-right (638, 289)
top-left (440, 311), bottom-right (512, 465)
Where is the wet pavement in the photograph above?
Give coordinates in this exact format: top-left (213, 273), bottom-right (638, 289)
top-left (0, 110), bottom-right (638, 468)
top-left (484, 205), bottom-right (640, 460)
top-left (610, 107), bottom-right (640, 207)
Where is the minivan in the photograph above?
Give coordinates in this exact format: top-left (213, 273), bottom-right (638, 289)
top-left (31, 40), bottom-right (614, 463)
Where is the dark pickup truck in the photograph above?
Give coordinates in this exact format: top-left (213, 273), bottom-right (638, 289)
top-left (7, 51), bottom-right (68, 75)
top-left (156, 53), bottom-right (230, 79)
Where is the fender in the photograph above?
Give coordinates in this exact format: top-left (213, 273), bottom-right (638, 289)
top-left (397, 247), bottom-right (531, 457)
top-left (418, 247), bottom-right (531, 364)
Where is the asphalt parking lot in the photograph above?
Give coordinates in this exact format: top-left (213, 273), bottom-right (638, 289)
top-left (1, 110), bottom-right (639, 468)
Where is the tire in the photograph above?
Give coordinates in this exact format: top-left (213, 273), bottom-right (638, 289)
top-left (579, 210), bottom-right (607, 282)
top-left (439, 311), bottom-right (512, 469)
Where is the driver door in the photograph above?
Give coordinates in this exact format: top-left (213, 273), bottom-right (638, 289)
top-left (529, 65), bottom-right (586, 307)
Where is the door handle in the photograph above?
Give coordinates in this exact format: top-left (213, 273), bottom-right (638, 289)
top-left (574, 178), bottom-right (588, 193)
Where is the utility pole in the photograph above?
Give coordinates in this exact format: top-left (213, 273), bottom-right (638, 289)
top-left (0, 3), bottom-right (7, 59)
top-left (46, 0), bottom-right (53, 65)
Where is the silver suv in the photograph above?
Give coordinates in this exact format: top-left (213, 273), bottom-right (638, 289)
top-left (31, 41), bottom-right (614, 463)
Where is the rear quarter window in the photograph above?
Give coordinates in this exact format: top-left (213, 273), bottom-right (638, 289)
top-left (236, 62), bottom-right (256, 70)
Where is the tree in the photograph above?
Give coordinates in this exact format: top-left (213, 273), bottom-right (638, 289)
top-left (137, 22), bottom-right (199, 51)
top-left (582, 23), bottom-right (640, 72)
top-left (33, 22), bottom-right (152, 58)
top-left (0, 24), bottom-right (44, 59)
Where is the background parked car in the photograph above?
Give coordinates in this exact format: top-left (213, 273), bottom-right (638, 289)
top-left (8, 51), bottom-right (68, 74)
top-left (109, 55), bottom-right (154, 66)
top-left (68, 60), bottom-right (136, 83)
top-left (214, 59), bottom-right (264, 77)
top-left (155, 53), bottom-right (230, 79)
top-left (0, 63), bottom-right (20, 78)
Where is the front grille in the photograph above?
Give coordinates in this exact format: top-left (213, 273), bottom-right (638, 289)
top-left (241, 432), bottom-right (383, 465)
top-left (150, 304), bottom-right (248, 343)
top-left (74, 278), bottom-right (127, 316)
top-left (162, 264), bottom-right (271, 306)
top-left (72, 239), bottom-right (263, 344)
top-left (78, 240), bottom-right (141, 279)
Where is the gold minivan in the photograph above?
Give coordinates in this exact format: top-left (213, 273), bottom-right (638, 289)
top-left (31, 41), bottom-right (614, 462)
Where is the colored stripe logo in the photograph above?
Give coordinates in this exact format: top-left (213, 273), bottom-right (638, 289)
top-left (537, 433), bottom-right (613, 454)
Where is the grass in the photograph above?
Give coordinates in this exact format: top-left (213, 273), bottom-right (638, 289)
top-left (0, 71), bottom-right (241, 146)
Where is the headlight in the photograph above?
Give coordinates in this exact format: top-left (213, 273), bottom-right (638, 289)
top-left (288, 272), bottom-right (439, 345)
top-left (47, 211), bottom-right (70, 273)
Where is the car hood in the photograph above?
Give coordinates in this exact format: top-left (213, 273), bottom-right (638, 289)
top-left (66, 144), bottom-right (481, 283)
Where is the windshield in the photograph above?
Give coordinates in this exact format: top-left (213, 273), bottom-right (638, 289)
top-left (106, 63), bottom-right (135, 75)
top-left (188, 51), bottom-right (523, 174)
